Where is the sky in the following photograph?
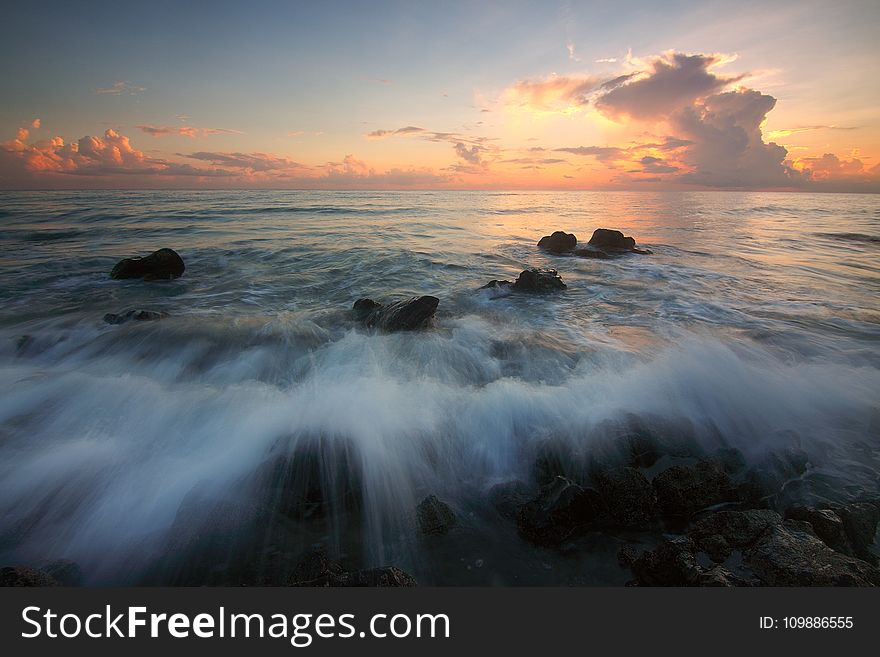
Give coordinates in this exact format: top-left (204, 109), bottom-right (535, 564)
top-left (1, 0), bottom-right (878, 191)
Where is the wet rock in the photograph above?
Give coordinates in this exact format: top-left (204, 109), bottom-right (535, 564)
top-left (488, 480), bottom-right (533, 520)
top-left (744, 521), bottom-right (880, 586)
top-left (42, 560), bottom-right (83, 586)
top-left (696, 566), bottom-right (756, 587)
top-left (617, 545), bottom-right (639, 568)
top-left (416, 495), bottom-right (457, 535)
top-left (353, 295), bottom-right (439, 331)
top-left (653, 460), bottom-right (736, 518)
top-left (482, 268), bottom-right (566, 295)
top-left (103, 309), bottom-right (169, 325)
top-left (0, 566), bottom-right (59, 587)
top-left (594, 467), bottom-right (657, 528)
top-left (690, 510), bottom-right (782, 562)
top-left (517, 476), bottom-right (606, 546)
top-left (110, 247), bottom-right (185, 280)
top-left (573, 229), bottom-right (651, 258)
top-left (288, 550), bottom-right (416, 587)
top-left (512, 268), bottom-right (566, 292)
top-left (532, 440), bottom-right (578, 485)
top-left (837, 502), bottom-right (880, 563)
top-left (785, 507), bottom-right (851, 555)
top-left (629, 537), bottom-right (702, 586)
top-left (537, 231), bottom-right (577, 253)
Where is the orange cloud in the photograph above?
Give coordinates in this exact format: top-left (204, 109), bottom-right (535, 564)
top-left (137, 125), bottom-right (243, 138)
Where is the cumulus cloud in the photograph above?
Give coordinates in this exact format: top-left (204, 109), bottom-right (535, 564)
top-left (322, 153), bottom-right (448, 187)
top-left (31, 118), bottom-right (41, 129)
top-left (454, 142), bottom-right (483, 165)
top-left (504, 74), bottom-right (601, 111)
top-left (594, 52), bottom-right (743, 120)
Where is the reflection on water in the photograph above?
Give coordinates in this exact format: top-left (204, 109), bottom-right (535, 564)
top-left (0, 190), bottom-right (878, 584)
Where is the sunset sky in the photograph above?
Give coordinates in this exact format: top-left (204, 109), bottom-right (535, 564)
top-left (1, 0), bottom-right (878, 191)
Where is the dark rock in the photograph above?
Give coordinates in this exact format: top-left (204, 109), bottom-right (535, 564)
top-left (573, 229), bottom-right (651, 258)
top-left (481, 268), bottom-right (566, 294)
top-left (110, 248), bottom-right (185, 280)
top-left (593, 467), bottom-right (657, 528)
top-left (785, 507), bottom-right (851, 555)
top-left (837, 502), bottom-right (880, 563)
top-left (513, 268), bottom-right (566, 292)
top-left (744, 521), bottom-right (880, 586)
top-left (532, 440), bottom-right (578, 485)
top-left (738, 447), bottom-right (810, 505)
top-left (287, 550), bottom-right (416, 587)
top-left (416, 495), bottom-right (456, 535)
top-left (42, 560), bottom-right (82, 586)
top-left (617, 545), bottom-right (639, 568)
top-left (588, 229), bottom-right (636, 250)
top-left (353, 295), bottom-right (439, 331)
top-left (517, 476), bottom-right (606, 546)
top-left (629, 537), bottom-right (702, 586)
top-left (696, 566), bottom-right (756, 587)
top-left (488, 480), bottom-right (533, 520)
top-left (537, 231), bottom-right (577, 253)
top-left (653, 460), bottom-right (735, 518)
top-left (0, 566), bottom-right (59, 587)
top-left (103, 309), bottom-right (169, 325)
top-left (690, 510), bottom-right (782, 551)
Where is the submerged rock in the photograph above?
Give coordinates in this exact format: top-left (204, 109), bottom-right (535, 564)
top-left (517, 476), bottom-right (605, 546)
top-left (288, 550), bottom-right (417, 587)
top-left (110, 247), bottom-right (185, 280)
top-left (103, 309), bottom-right (169, 325)
top-left (416, 495), bottom-right (457, 535)
top-left (353, 295), bottom-right (439, 331)
top-left (537, 231), bottom-right (577, 253)
top-left (0, 566), bottom-right (59, 587)
top-left (488, 480), bottom-right (533, 520)
top-left (574, 229), bottom-right (651, 258)
top-left (482, 268), bottom-right (566, 294)
top-left (653, 459), bottom-right (736, 518)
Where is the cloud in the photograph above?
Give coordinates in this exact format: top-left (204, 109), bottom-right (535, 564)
top-left (322, 154), bottom-right (448, 187)
top-left (555, 145), bottom-right (625, 163)
top-left (96, 81), bottom-right (145, 95)
top-left (365, 126), bottom-right (426, 139)
top-left (31, 118), bottom-right (40, 129)
top-left (454, 142), bottom-right (483, 165)
top-left (566, 43), bottom-right (581, 62)
top-left (595, 57), bottom-right (618, 63)
top-left (137, 125), bottom-right (242, 138)
top-left (503, 74), bottom-right (601, 111)
top-left (670, 88), bottom-right (792, 187)
top-left (594, 52), bottom-right (743, 120)
top-left (184, 151), bottom-right (308, 172)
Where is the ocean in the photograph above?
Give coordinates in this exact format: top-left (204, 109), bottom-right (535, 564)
top-left (0, 190), bottom-right (878, 585)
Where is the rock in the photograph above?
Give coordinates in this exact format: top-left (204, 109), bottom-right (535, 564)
top-left (737, 447), bottom-right (810, 506)
top-left (629, 537), bottom-right (702, 586)
top-left (482, 268), bottom-right (566, 294)
top-left (588, 228), bottom-right (636, 250)
top-left (690, 510), bottom-right (782, 551)
top-left (574, 229), bottom-right (651, 258)
top-left (110, 248), bottom-right (185, 280)
top-left (517, 476), bottom-right (606, 546)
top-left (42, 560), bottom-right (82, 586)
top-left (513, 268), bottom-right (566, 292)
top-left (353, 295), bottom-right (439, 331)
top-left (653, 460), bottom-right (736, 518)
top-left (537, 231), bottom-right (577, 253)
top-left (696, 566), bottom-right (756, 587)
top-left (488, 480), bottom-right (533, 520)
top-left (744, 521), bottom-right (880, 586)
top-left (785, 507), bottom-right (851, 555)
top-left (416, 495), bottom-right (456, 535)
top-left (103, 309), bottom-right (169, 325)
top-left (593, 467), bottom-right (657, 528)
top-left (617, 545), bottom-right (639, 567)
top-left (0, 566), bottom-right (59, 587)
top-left (837, 502), bottom-right (880, 563)
top-left (288, 550), bottom-right (416, 587)
top-left (532, 440), bottom-right (578, 486)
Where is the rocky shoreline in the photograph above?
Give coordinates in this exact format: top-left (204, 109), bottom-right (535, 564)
top-left (4, 229), bottom-right (878, 587)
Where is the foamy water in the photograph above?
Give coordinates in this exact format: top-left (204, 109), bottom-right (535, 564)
top-left (0, 190), bottom-right (878, 584)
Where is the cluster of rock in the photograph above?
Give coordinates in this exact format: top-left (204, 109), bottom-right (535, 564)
top-left (0, 560), bottom-right (82, 587)
top-left (481, 268), bottom-right (567, 294)
top-left (485, 432), bottom-right (879, 587)
top-left (538, 228), bottom-right (652, 258)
